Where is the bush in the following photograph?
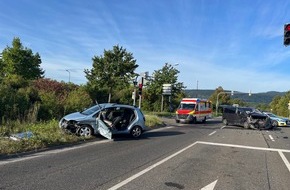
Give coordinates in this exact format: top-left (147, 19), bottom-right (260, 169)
top-left (63, 86), bottom-right (92, 114)
top-left (145, 114), bottom-right (164, 128)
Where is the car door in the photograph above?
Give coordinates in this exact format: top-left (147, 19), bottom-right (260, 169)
top-left (236, 108), bottom-right (247, 126)
top-left (96, 116), bottom-right (112, 140)
top-left (224, 107), bottom-right (236, 124)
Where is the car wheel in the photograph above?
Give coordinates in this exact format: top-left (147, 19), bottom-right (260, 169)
top-left (131, 126), bottom-right (142, 138)
top-left (192, 117), bottom-right (197, 124)
top-left (78, 125), bottom-right (93, 137)
top-left (222, 119), bottom-right (228, 125)
top-left (176, 120), bottom-right (180, 123)
top-left (202, 117), bottom-right (206, 123)
top-left (271, 120), bottom-right (278, 128)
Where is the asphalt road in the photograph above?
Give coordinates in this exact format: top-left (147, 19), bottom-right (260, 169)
top-left (1, 118), bottom-right (290, 190)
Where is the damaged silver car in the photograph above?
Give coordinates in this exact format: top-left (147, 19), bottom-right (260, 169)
top-left (59, 103), bottom-right (147, 139)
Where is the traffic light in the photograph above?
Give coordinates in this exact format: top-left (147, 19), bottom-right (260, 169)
top-left (138, 83), bottom-right (143, 95)
top-left (284, 24), bottom-right (290, 46)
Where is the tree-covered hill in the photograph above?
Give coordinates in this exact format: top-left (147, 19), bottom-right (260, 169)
top-left (185, 89), bottom-right (286, 104)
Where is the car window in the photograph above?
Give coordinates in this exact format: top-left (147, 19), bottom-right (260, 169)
top-left (81, 105), bottom-right (101, 115)
top-left (267, 113), bottom-right (276, 117)
top-left (240, 107), bottom-right (253, 113)
top-left (224, 107), bottom-right (235, 114)
top-left (252, 109), bottom-right (262, 114)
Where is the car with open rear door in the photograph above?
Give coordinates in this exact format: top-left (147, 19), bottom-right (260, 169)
top-left (59, 103), bottom-right (147, 139)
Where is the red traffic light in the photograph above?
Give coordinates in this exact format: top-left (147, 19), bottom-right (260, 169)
top-left (284, 24), bottom-right (290, 46)
top-left (138, 83), bottom-right (143, 95)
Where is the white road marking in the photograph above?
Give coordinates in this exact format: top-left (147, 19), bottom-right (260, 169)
top-left (108, 141), bottom-right (290, 189)
top-left (0, 140), bottom-right (112, 166)
top-left (149, 126), bottom-right (175, 132)
top-left (208, 131), bottom-right (217, 136)
top-left (221, 126), bottom-right (227, 129)
top-left (201, 180), bottom-right (218, 190)
top-left (2, 137), bottom-right (290, 190)
top-left (278, 151), bottom-right (290, 172)
top-left (107, 141), bottom-right (199, 190)
top-left (269, 135), bottom-right (275, 141)
top-left (197, 141), bottom-right (290, 153)
top-left (197, 141), bottom-right (290, 173)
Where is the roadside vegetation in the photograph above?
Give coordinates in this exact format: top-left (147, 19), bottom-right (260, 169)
top-left (0, 120), bottom-right (80, 155)
top-left (0, 37), bottom-right (289, 156)
top-left (0, 114), bottom-right (163, 155)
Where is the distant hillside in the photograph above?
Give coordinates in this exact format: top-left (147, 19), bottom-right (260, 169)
top-left (185, 89), bottom-right (286, 104)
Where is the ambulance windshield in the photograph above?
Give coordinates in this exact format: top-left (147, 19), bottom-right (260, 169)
top-left (178, 103), bottom-right (196, 110)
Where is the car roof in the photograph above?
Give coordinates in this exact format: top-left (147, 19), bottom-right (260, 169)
top-left (263, 112), bottom-right (272, 114)
top-left (101, 103), bottom-right (139, 110)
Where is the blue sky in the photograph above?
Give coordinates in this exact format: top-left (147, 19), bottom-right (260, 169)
top-left (1, 0), bottom-right (290, 93)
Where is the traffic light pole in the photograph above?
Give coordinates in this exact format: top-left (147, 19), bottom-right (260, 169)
top-left (138, 77), bottom-right (144, 109)
top-left (139, 93), bottom-right (142, 108)
top-left (133, 88), bottom-right (137, 106)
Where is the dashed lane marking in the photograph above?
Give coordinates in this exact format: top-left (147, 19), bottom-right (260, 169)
top-left (269, 135), bottom-right (275, 142)
top-left (208, 131), bottom-right (217, 136)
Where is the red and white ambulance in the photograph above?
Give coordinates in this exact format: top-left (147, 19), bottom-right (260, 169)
top-left (175, 98), bottom-right (212, 123)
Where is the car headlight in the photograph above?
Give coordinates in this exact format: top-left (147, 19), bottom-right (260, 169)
top-left (60, 119), bottom-right (69, 127)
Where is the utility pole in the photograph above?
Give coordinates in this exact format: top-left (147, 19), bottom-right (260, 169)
top-left (65, 69), bottom-right (71, 83)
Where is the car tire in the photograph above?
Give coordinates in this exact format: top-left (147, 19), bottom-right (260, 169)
top-left (202, 117), bottom-right (206, 123)
top-left (78, 125), bottom-right (93, 137)
top-left (192, 117), bottom-right (197, 124)
top-left (272, 121), bottom-right (278, 127)
top-left (222, 119), bottom-right (228, 125)
top-left (130, 126), bottom-right (142, 138)
top-left (176, 120), bottom-right (180, 123)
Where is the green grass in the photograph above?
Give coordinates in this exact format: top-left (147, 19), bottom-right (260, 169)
top-left (0, 115), bottom-right (164, 156)
top-left (145, 114), bottom-right (165, 128)
top-left (0, 120), bottom-right (84, 155)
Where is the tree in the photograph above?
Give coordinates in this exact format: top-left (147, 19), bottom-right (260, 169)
top-left (85, 45), bottom-right (138, 103)
top-left (229, 98), bottom-right (247, 107)
top-left (144, 63), bottom-right (185, 111)
top-left (63, 86), bottom-right (92, 115)
top-left (270, 91), bottom-right (290, 117)
top-left (208, 86), bottom-right (231, 113)
top-left (1, 37), bottom-right (44, 81)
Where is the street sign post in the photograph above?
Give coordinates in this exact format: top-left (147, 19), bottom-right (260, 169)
top-left (161, 84), bottom-right (172, 111)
